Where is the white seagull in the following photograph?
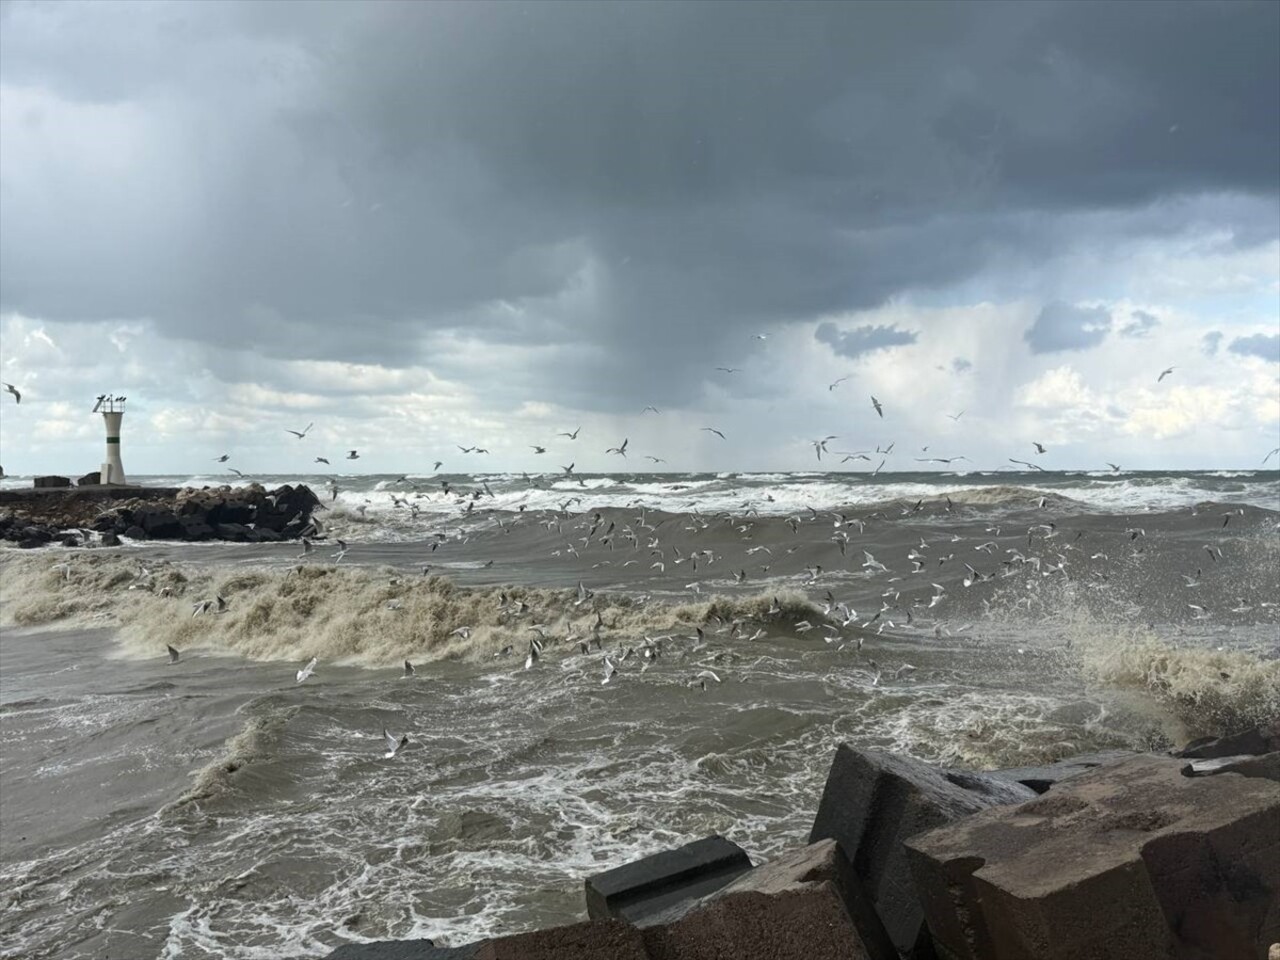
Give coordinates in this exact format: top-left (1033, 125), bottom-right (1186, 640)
top-left (286, 422), bottom-right (314, 439)
top-left (1158, 366), bottom-right (1175, 383)
top-left (3, 382), bottom-right (21, 404)
top-left (296, 657), bottom-right (318, 683)
top-left (870, 396), bottom-right (883, 418)
top-left (382, 728), bottom-right (409, 759)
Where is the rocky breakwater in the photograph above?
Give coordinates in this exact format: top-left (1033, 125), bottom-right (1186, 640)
top-left (0, 483), bottom-right (323, 547)
top-left (328, 721), bottom-right (1280, 960)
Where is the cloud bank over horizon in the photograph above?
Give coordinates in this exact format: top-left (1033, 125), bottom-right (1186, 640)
top-left (1, 0), bottom-right (1277, 474)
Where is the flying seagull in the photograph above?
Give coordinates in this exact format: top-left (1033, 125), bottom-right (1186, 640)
top-left (1158, 366), bottom-right (1175, 383)
top-left (3, 383), bottom-right (20, 404)
top-left (701, 427), bottom-right (726, 440)
top-left (1009, 458), bottom-right (1046, 472)
top-left (286, 422), bottom-right (314, 439)
top-left (1263, 448), bottom-right (1280, 465)
top-left (296, 657), bottom-right (318, 683)
top-left (227, 468), bottom-right (244, 478)
top-left (167, 644), bottom-right (180, 664)
top-left (382, 728), bottom-right (409, 759)
top-left (715, 366), bottom-right (740, 374)
top-left (403, 659), bottom-right (416, 677)
top-left (558, 427), bottom-right (581, 439)
top-left (315, 457), bottom-right (330, 465)
top-left (642, 406), bottom-right (660, 414)
top-left (811, 436), bottom-right (838, 460)
top-left (947, 411), bottom-right (965, 421)
top-left (347, 450), bottom-right (359, 459)
top-left (870, 396), bottom-right (883, 418)
top-left (606, 439), bottom-right (629, 457)
top-left (213, 454), bottom-right (230, 462)
top-left (530, 445), bottom-right (546, 454)
top-left (1032, 442), bottom-right (1047, 455)
top-left (828, 377), bottom-right (849, 391)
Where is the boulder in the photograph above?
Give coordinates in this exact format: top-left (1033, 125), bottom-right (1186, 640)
top-left (641, 839), bottom-right (896, 960)
top-left (180, 518), bottom-right (215, 541)
top-left (1181, 752), bottom-right (1280, 782)
top-left (123, 525), bottom-right (147, 540)
top-left (584, 835), bottom-right (752, 923)
top-left (989, 749), bottom-right (1137, 794)
top-left (33, 475), bottom-right (70, 488)
top-left (478, 919), bottom-right (650, 959)
top-left (100, 532), bottom-right (121, 547)
top-left (905, 754), bottom-right (1280, 960)
top-left (215, 522), bottom-right (252, 542)
top-left (77, 472), bottom-right (102, 486)
top-left (1175, 724), bottom-right (1280, 760)
top-left (808, 745), bottom-right (1036, 958)
top-left (134, 506), bottom-right (183, 538)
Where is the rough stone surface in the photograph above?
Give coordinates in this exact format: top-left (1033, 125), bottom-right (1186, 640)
top-left (584, 835), bottom-right (752, 924)
top-left (905, 753), bottom-right (1280, 960)
top-left (77, 471), bottom-right (101, 486)
top-left (990, 749), bottom-right (1137, 794)
top-left (478, 919), bottom-right (650, 959)
top-left (1175, 723), bottom-right (1280, 760)
top-left (33, 475), bottom-right (71, 488)
top-left (1181, 752), bottom-right (1280, 781)
top-left (808, 744), bottom-right (1036, 958)
top-left (327, 940), bottom-right (475, 959)
top-left (642, 839), bottom-right (896, 960)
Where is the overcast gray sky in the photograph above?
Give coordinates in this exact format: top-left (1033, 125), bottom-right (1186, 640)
top-left (1, 0), bottom-right (1277, 474)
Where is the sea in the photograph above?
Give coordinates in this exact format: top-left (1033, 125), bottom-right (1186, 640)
top-left (1, 469), bottom-right (1278, 959)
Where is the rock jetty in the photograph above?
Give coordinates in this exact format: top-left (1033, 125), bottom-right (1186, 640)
top-left (0, 483), bottom-right (323, 547)
top-left (327, 722), bottom-right (1280, 960)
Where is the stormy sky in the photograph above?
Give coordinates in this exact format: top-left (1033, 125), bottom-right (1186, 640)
top-left (1, 0), bottom-right (1277, 474)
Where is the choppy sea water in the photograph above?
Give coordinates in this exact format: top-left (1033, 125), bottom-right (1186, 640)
top-left (1, 470), bottom-right (1278, 959)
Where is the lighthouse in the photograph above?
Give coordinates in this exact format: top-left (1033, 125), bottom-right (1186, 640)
top-left (94, 394), bottom-right (128, 484)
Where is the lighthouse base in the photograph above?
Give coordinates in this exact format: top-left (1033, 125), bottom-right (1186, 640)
top-left (100, 462), bottom-right (126, 484)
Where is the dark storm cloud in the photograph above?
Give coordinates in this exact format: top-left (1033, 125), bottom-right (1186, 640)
top-left (815, 322), bottom-right (918, 360)
top-left (1024, 302), bottom-right (1111, 354)
top-left (1119, 310), bottom-right (1160, 338)
top-left (1, 0), bottom-right (1277, 410)
top-left (1227, 333), bottom-right (1280, 363)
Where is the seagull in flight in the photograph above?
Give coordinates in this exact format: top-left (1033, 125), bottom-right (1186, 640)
top-left (1263, 448), bottom-right (1280, 464)
top-left (828, 377), bottom-right (849, 392)
top-left (1009, 458), bottom-right (1045, 472)
top-left (530, 445), bottom-right (546, 454)
top-left (1106, 462), bottom-right (1121, 472)
top-left (382, 728), bottom-right (409, 759)
top-left (558, 427), bottom-right (581, 439)
top-left (213, 454), bottom-right (230, 463)
top-left (315, 457), bottom-right (330, 465)
top-left (286, 422), bottom-right (313, 439)
top-left (167, 644), bottom-right (181, 664)
top-left (642, 406), bottom-right (660, 414)
top-left (715, 367), bottom-right (740, 374)
top-left (346, 450), bottom-right (359, 460)
top-left (296, 657), bottom-right (318, 683)
top-left (3, 382), bottom-right (21, 404)
top-left (811, 436), bottom-right (837, 460)
top-left (1158, 366), bottom-right (1175, 383)
top-left (402, 660), bottom-right (416, 678)
top-left (701, 427), bottom-right (726, 440)
top-left (228, 468), bottom-right (244, 477)
top-left (606, 439), bottom-right (629, 457)
top-left (645, 455), bottom-right (667, 463)
top-left (947, 411), bottom-right (965, 421)
top-left (1032, 442), bottom-right (1047, 455)
top-left (870, 396), bottom-right (883, 418)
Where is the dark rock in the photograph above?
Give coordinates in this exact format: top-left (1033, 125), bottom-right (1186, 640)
top-left (1175, 723), bottom-right (1280, 759)
top-left (134, 506), bottom-right (183, 539)
top-left (180, 519), bottom-right (215, 541)
top-left (215, 523), bottom-right (252, 542)
top-left (1181, 752), bottom-right (1280, 781)
top-left (100, 532), bottom-right (121, 547)
top-left (253, 527), bottom-right (282, 543)
top-left (59, 535), bottom-right (79, 547)
top-left (269, 483), bottom-right (322, 525)
top-left (584, 835), bottom-right (752, 923)
top-left (641, 839), bottom-right (896, 960)
top-left (33, 475), bottom-right (70, 488)
top-left (990, 749), bottom-right (1138, 794)
top-left (808, 744), bottom-right (1036, 958)
top-left (327, 940), bottom-right (471, 959)
top-left (17, 537), bottom-right (47, 549)
top-left (905, 754), bottom-right (1280, 960)
top-left (213, 500), bottom-right (255, 525)
top-left (123, 525), bottom-right (147, 540)
top-left (77, 471), bottom-right (102, 486)
top-left (254, 509), bottom-right (289, 533)
top-left (478, 919), bottom-right (649, 959)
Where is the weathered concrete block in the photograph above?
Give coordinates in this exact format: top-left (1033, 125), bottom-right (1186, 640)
top-left (1181, 752), bottom-right (1280, 782)
top-left (642, 839), bottom-right (897, 960)
top-left (990, 749), bottom-right (1137, 794)
top-left (584, 835), bottom-right (752, 923)
top-left (905, 754), bottom-right (1280, 960)
top-left (33, 475), bottom-right (70, 488)
top-left (808, 745), bottom-right (1036, 958)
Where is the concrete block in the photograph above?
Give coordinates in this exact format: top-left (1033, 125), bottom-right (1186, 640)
top-left (33, 475), bottom-right (70, 488)
top-left (808, 744), bottom-right (1036, 958)
top-left (642, 839), bottom-right (896, 960)
top-left (989, 749), bottom-right (1137, 794)
top-left (584, 835), bottom-right (752, 923)
top-left (905, 754), bottom-right (1280, 960)
top-left (1175, 723), bottom-right (1280, 760)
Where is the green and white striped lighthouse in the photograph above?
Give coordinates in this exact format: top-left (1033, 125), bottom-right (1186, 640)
top-left (97, 395), bottom-right (127, 484)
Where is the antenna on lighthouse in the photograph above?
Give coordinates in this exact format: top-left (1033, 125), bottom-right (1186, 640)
top-left (98, 394), bottom-right (128, 484)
